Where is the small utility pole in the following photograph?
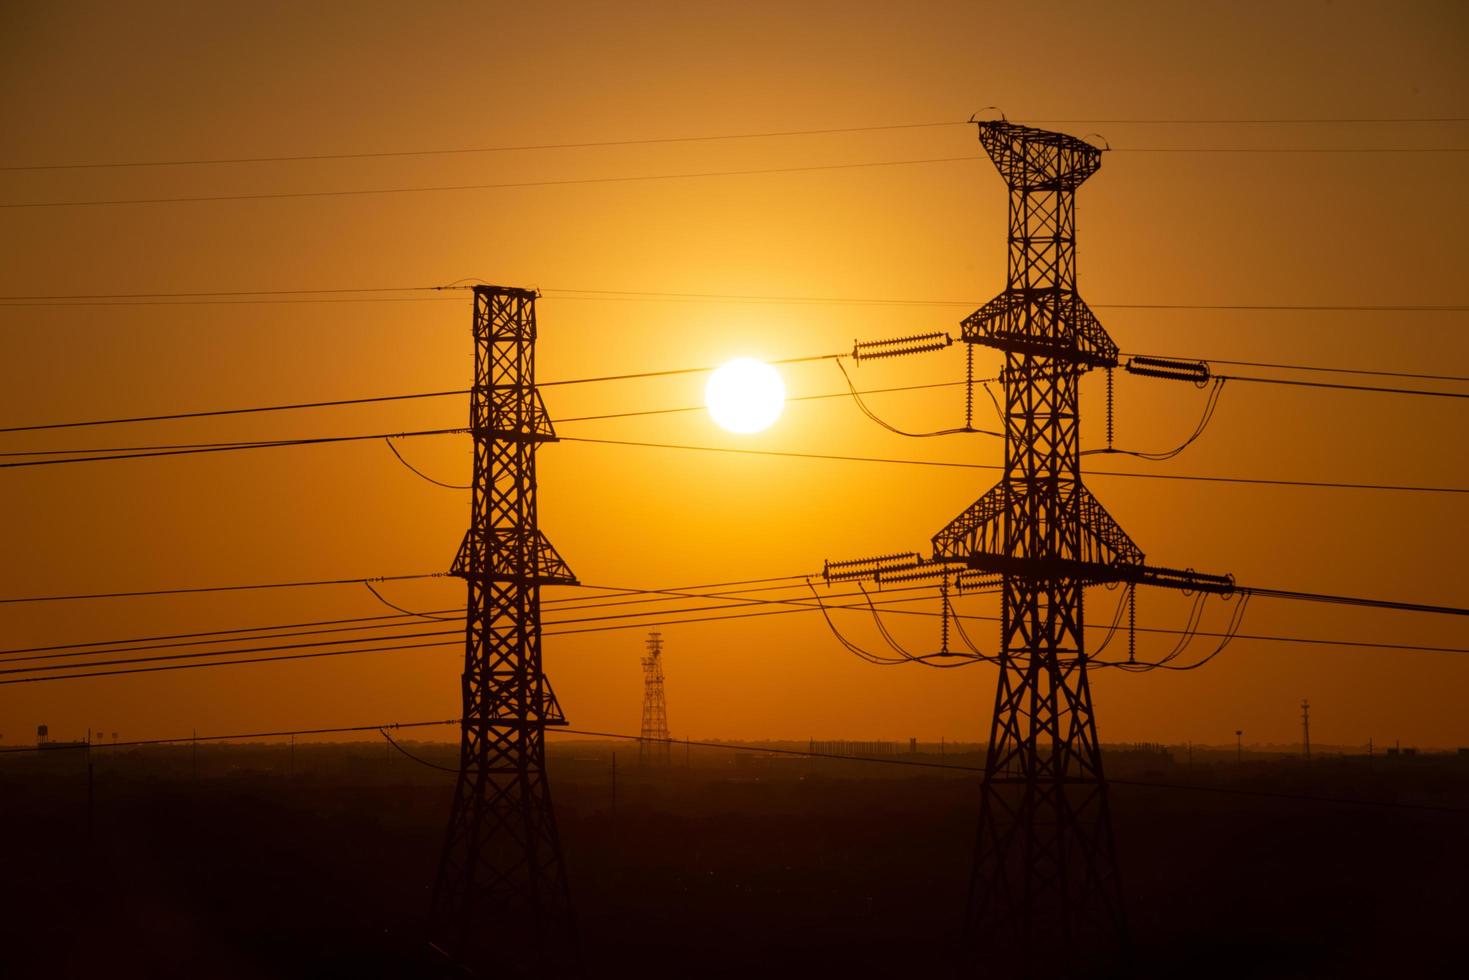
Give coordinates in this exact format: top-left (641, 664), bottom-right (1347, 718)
top-left (1301, 699), bottom-right (1311, 761)
top-left (86, 752), bottom-right (95, 851)
top-left (611, 751), bottom-right (618, 814)
top-left (192, 729), bottom-right (198, 781)
top-left (1235, 730), bottom-right (1243, 765)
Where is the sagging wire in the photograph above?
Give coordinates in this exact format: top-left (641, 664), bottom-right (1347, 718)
top-left (1100, 590), bottom-right (1209, 672)
top-left (946, 587), bottom-right (993, 655)
top-left (805, 578), bottom-right (910, 666)
top-left (836, 357), bottom-right (1002, 438)
top-left (384, 437), bottom-right (470, 489)
top-left (946, 578), bottom-right (994, 661)
top-left (1083, 378), bottom-right (1228, 462)
top-left (1157, 592), bottom-right (1251, 672)
top-left (856, 581), bottom-right (990, 668)
top-left (859, 581), bottom-right (922, 659)
top-left (363, 581), bottom-right (465, 622)
top-left (1103, 592), bottom-right (1252, 672)
top-left (980, 379), bottom-right (1004, 424)
top-left (379, 728), bottom-right (459, 772)
top-left (806, 577), bottom-right (988, 668)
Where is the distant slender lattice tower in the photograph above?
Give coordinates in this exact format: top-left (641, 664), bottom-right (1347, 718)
top-left (639, 630), bottom-right (671, 765)
top-left (431, 285), bottom-right (579, 973)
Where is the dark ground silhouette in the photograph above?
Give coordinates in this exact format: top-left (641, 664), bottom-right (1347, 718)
top-left (2, 740), bottom-right (1464, 979)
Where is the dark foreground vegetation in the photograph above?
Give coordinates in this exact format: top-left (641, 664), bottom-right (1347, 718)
top-left (2, 739), bottom-right (1465, 979)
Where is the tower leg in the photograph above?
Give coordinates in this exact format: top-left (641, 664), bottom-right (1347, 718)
top-left (967, 580), bottom-right (1126, 972)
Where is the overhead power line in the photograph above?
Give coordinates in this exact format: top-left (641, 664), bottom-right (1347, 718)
top-left (0, 588), bottom-right (940, 677)
top-left (1, 344), bottom-right (1461, 437)
top-left (7, 116), bottom-right (1467, 172)
top-left (558, 436), bottom-right (1469, 495)
top-left (3, 284), bottom-right (1466, 315)
top-left (0, 375), bottom-right (969, 438)
top-left (1244, 587), bottom-right (1469, 617)
top-left (5, 425), bottom-right (1457, 494)
top-left (0, 388), bottom-right (470, 434)
top-left (1022, 117), bottom-right (1469, 124)
top-left (0, 427), bottom-right (466, 468)
top-left (0, 610), bottom-right (465, 663)
top-left (544, 289), bottom-right (1469, 314)
top-left (0, 122), bottom-right (966, 172)
top-left (1209, 373), bottom-right (1467, 400)
top-left (1114, 147), bottom-right (1469, 154)
top-left (7, 576), bottom-right (1467, 667)
top-left (5, 141), bottom-right (1468, 210)
top-left (0, 572), bottom-right (448, 606)
top-left (7, 116), bottom-right (1467, 171)
top-left (0, 637), bottom-right (462, 684)
top-left (0, 573), bottom-right (812, 657)
top-left (0, 718), bottom-right (462, 753)
top-left (0, 155), bottom-right (980, 209)
top-left (1123, 353), bottom-right (1469, 384)
top-left (2, 577), bottom-right (1463, 685)
top-left (0, 627), bottom-right (464, 676)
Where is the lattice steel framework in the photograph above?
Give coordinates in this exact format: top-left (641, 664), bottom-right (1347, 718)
top-left (639, 630), bottom-right (671, 765)
top-left (431, 285), bottom-right (578, 973)
top-left (822, 119), bottom-right (1233, 969)
top-left (936, 120), bottom-right (1132, 959)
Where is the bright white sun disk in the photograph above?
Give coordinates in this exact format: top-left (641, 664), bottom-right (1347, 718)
top-left (705, 358), bottom-right (786, 434)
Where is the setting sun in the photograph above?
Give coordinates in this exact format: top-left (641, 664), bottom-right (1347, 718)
top-left (704, 357), bottom-right (786, 434)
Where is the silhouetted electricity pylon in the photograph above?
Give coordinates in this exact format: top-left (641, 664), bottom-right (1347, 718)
top-left (431, 285), bottom-right (579, 973)
top-left (825, 118), bottom-right (1234, 968)
top-left (639, 630), bottom-right (671, 765)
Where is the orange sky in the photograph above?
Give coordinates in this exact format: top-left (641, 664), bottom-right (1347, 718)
top-left (1, 1), bottom-right (1466, 749)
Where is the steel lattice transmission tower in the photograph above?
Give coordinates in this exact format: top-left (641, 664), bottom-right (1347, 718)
top-left (639, 630), bottom-right (671, 765)
top-left (825, 119), bottom-right (1233, 966)
top-left (937, 120), bottom-right (1136, 958)
top-left (431, 285), bottom-right (579, 973)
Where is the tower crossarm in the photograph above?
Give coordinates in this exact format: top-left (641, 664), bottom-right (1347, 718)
top-left (962, 290), bottom-right (1118, 369)
top-left (955, 551), bottom-right (1234, 595)
top-left (932, 484), bottom-right (1144, 568)
top-left (451, 528), bottom-right (577, 585)
top-left (976, 120), bottom-right (1103, 192)
top-left (479, 385), bottom-right (559, 443)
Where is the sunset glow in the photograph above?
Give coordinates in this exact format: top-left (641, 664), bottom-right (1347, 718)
top-left (704, 357), bottom-right (786, 434)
